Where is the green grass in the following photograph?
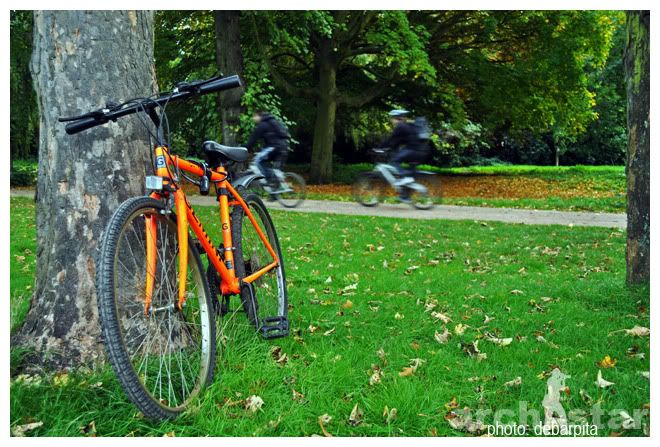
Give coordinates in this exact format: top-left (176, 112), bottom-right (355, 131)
top-left (10, 197), bottom-right (649, 436)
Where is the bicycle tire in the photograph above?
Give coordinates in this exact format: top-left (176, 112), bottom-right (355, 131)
top-left (352, 172), bottom-right (384, 207)
top-left (96, 196), bottom-right (216, 421)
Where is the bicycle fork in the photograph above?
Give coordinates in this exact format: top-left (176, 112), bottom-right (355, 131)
top-left (143, 189), bottom-right (189, 315)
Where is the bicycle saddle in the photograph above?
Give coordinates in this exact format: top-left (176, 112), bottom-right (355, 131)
top-left (202, 140), bottom-right (249, 163)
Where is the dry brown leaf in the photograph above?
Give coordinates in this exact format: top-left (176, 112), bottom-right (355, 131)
top-left (431, 311), bottom-right (451, 324)
top-left (595, 370), bottom-right (615, 388)
top-left (434, 328), bottom-right (450, 344)
top-left (292, 389), bottom-right (305, 403)
top-left (483, 315), bottom-right (495, 324)
top-left (486, 336), bottom-right (513, 347)
top-left (626, 326), bottom-right (650, 337)
top-left (245, 395), bottom-right (264, 413)
top-left (454, 324), bottom-right (468, 335)
top-left (348, 403), bottom-right (364, 426)
top-left (12, 421), bottom-right (43, 437)
top-left (596, 355), bottom-right (617, 369)
top-left (318, 414), bottom-right (333, 437)
top-left (510, 289), bottom-right (525, 295)
top-left (446, 411), bottom-right (486, 434)
top-left (341, 300), bottom-right (354, 310)
top-left (270, 346), bottom-right (288, 366)
top-left (504, 377), bottom-right (522, 387)
top-left (79, 420), bottom-right (97, 436)
top-left (383, 406), bottom-right (397, 424)
top-left (323, 327), bottom-right (335, 336)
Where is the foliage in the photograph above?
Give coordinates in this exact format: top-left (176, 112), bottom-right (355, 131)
top-left (10, 11), bottom-right (38, 162)
top-left (10, 198), bottom-right (649, 436)
top-left (11, 10), bottom-right (628, 167)
top-left (10, 159), bottom-right (38, 187)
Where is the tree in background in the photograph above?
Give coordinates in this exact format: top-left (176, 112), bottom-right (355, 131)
top-left (13, 11), bottom-right (158, 367)
top-left (251, 11), bottom-right (435, 183)
top-left (10, 11), bottom-right (38, 166)
top-left (624, 11), bottom-right (650, 284)
top-left (214, 10), bottom-right (245, 146)
top-left (414, 10), bottom-right (619, 166)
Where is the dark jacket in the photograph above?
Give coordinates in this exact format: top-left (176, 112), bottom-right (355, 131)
top-left (246, 114), bottom-right (289, 152)
top-left (381, 121), bottom-right (424, 152)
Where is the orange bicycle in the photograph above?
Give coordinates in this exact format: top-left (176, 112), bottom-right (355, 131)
top-left (60, 75), bottom-right (288, 420)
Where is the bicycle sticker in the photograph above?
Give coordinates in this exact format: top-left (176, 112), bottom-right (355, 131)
top-left (156, 155), bottom-right (166, 168)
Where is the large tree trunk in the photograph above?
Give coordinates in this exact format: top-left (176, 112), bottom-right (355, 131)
top-left (13, 11), bottom-right (157, 369)
top-left (310, 38), bottom-right (337, 184)
top-left (624, 11), bottom-right (650, 284)
top-left (214, 10), bottom-right (245, 146)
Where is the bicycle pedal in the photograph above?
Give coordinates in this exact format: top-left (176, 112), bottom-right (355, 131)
top-left (260, 316), bottom-right (289, 339)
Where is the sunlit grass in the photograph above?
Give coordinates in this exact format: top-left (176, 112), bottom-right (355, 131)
top-left (10, 197), bottom-right (648, 436)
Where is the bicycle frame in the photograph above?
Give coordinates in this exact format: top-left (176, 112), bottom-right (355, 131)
top-left (143, 145), bottom-right (280, 314)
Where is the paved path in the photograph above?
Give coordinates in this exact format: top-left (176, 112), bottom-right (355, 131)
top-left (11, 189), bottom-right (625, 229)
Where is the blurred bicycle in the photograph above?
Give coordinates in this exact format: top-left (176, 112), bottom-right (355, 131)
top-left (352, 148), bottom-right (440, 210)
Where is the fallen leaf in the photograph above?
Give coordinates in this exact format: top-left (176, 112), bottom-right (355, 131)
top-left (394, 312), bottom-right (405, 320)
top-left (486, 336), bottom-right (513, 347)
top-left (376, 347), bottom-right (387, 362)
top-left (596, 355), bottom-right (617, 369)
top-left (323, 327), bottom-right (335, 336)
top-left (504, 377), bottom-right (522, 388)
top-left (348, 403), bottom-right (364, 426)
top-left (638, 371), bottom-right (650, 380)
top-left (461, 341), bottom-right (487, 361)
top-left (318, 414), bottom-right (333, 437)
top-left (434, 328), bottom-right (450, 344)
top-left (325, 276), bottom-right (332, 284)
top-left (292, 389), bottom-right (306, 403)
top-left (163, 431), bottom-right (175, 437)
top-left (270, 346), bottom-right (288, 366)
top-left (446, 411), bottom-right (486, 434)
top-left (431, 311), bottom-right (451, 324)
top-left (12, 421), bottom-right (43, 437)
top-left (510, 289), bottom-right (525, 295)
top-left (245, 395), bottom-right (264, 413)
top-left (341, 300), bottom-right (353, 310)
top-left (454, 324), bottom-right (468, 335)
top-left (625, 326), bottom-right (650, 337)
top-left (399, 367), bottom-right (414, 377)
top-left (79, 421), bottom-right (97, 436)
top-left (483, 315), bottom-right (495, 324)
top-left (383, 406), bottom-right (397, 424)
top-left (595, 370), bottom-right (615, 388)
top-left (619, 411), bottom-right (636, 430)
top-left (444, 397), bottom-right (459, 411)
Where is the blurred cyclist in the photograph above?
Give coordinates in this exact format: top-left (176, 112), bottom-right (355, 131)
top-left (380, 109), bottom-right (428, 202)
top-left (245, 110), bottom-right (290, 193)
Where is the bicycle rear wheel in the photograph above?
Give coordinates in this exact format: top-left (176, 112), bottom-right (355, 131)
top-left (275, 172), bottom-right (306, 208)
top-left (231, 192), bottom-right (288, 338)
top-left (96, 196), bottom-right (215, 421)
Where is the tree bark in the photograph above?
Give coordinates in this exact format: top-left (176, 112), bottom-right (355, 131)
top-left (13, 11), bottom-right (158, 369)
top-left (310, 37), bottom-right (337, 184)
top-left (214, 10), bottom-right (245, 146)
top-left (624, 11), bottom-right (650, 284)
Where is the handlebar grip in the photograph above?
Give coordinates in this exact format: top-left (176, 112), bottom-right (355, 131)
top-left (198, 75), bottom-right (242, 95)
top-left (65, 116), bottom-right (104, 135)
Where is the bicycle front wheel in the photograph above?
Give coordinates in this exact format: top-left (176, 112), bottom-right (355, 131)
top-left (275, 172), bottom-right (306, 208)
top-left (96, 196), bottom-right (216, 421)
top-left (352, 173), bottom-right (385, 207)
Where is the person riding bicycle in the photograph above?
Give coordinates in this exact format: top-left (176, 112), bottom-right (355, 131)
top-left (380, 109), bottom-right (428, 202)
top-left (245, 110), bottom-right (290, 193)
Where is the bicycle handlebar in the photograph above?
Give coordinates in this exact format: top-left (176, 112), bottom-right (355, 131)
top-left (60, 75), bottom-right (242, 135)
